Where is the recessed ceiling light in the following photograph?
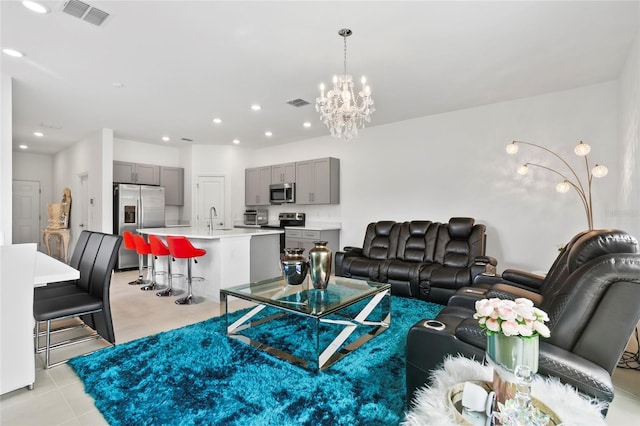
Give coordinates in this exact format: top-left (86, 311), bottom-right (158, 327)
top-left (233, 139), bottom-right (240, 145)
top-left (265, 131), bottom-right (273, 137)
top-left (2, 49), bottom-right (24, 58)
top-left (303, 122), bottom-right (311, 128)
top-left (162, 136), bottom-right (170, 142)
top-left (33, 131), bottom-right (44, 137)
top-left (22, 1), bottom-right (49, 14)
top-left (19, 144), bottom-right (28, 150)
top-left (112, 82), bottom-right (125, 88)
top-left (251, 104), bottom-right (261, 111)
top-left (212, 118), bottom-right (222, 124)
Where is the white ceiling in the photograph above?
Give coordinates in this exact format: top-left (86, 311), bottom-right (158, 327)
top-left (2, 0), bottom-right (639, 154)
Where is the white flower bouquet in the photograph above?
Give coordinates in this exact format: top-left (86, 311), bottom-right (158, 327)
top-left (474, 297), bottom-right (550, 338)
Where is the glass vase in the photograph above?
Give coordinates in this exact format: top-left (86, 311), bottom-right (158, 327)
top-left (486, 333), bottom-right (539, 408)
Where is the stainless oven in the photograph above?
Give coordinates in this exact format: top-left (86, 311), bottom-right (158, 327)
top-left (269, 183), bottom-right (295, 204)
top-left (261, 212), bottom-right (305, 254)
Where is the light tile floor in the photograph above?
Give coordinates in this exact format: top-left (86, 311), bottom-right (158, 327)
top-left (1, 270), bottom-right (639, 425)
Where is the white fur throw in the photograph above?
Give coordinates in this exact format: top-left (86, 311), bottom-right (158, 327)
top-left (402, 356), bottom-right (607, 426)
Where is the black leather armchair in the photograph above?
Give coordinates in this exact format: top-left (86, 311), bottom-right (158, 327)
top-left (472, 231), bottom-right (589, 293)
top-left (406, 230), bottom-right (640, 413)
top-left (449, 229), bottom-right (637, 309)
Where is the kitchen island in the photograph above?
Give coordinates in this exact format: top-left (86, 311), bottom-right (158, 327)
top-left (138, 227), bottom-right (283, 303)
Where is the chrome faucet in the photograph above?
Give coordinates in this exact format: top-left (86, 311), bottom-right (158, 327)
top-left (209, 206), bottom-right (218, 231)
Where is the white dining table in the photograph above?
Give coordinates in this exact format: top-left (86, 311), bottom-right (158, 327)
top-left (1, 245), bottom-right (80, 395)
top-left (33, 251), bottom-right (79, 287)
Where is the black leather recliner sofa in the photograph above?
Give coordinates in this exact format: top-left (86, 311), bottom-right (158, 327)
top-left (405, 229), bottom-right (640, 413)
top-left (334, 218), bottom-right (497, 304)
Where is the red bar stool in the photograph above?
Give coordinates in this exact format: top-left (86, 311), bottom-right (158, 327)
top-left (149, 235), bottom-right (181, 297)
top-left (133, 234), bottom-right (164, 291)
top-left (123, 231), bottom-right (149, 285)
top-left (166, 236), bottom-right (206, 305)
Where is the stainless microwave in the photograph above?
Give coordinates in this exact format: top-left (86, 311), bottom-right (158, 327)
top-left (269, 183), bottom-right (295, 204)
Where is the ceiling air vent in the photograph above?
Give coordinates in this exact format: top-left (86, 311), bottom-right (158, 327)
top-left (181, 138), bottom-right (194, 142)
top-left (61, 0), bottom-right (88, 18)
top-left (286, 98), bottom-right (310, 107)
top-left (62, 0), bottom-right (109, 26)
top-left (83, 7), bottom-right (109, 26)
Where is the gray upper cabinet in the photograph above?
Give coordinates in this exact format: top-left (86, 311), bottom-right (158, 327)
top-left (271, 162), bottom-right (296, 184)
top-left (160, 166), bottom-right (184, 206)
top-left (295, 157), bottom-right (340, 205)
top-left (135, 163), bottom-right (160, 185)
top-left (245, 166), bottom-right (272, 206)
top-left (113, 161), bottom-right (160, 185)
top-left (113, 161), bottom-right (136, 183)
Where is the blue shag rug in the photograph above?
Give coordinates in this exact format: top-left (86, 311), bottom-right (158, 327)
top-left (69, 295), bottom-right (443, 425)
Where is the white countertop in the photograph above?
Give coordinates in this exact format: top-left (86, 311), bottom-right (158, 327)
top-left (34, 251), bottom-right (79, 287)
top-left (138, 227), bottom-right (283, 240)
top-left (232, 221), bottom-right (341, 231)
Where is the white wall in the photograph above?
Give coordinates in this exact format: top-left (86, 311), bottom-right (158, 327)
top-left (189, 144), bottom-right (253, 226)
top-left (7, 72), bottom-right (633, 276)
top-left (0, 76), bottom-right (13, 243)
top-left (12, 151), bottom-right (54, 236)
top-left (246, 82), bottom-right (619, 272)
top-left (113, 138), bottom-right (182, 167)
top-left (7, 80), bottom-right (624, 274)
top-left (53, 129), bottom-right (113, 249)
top-left (113, 137), bottom-right (185, 223)
top-left (617, 28), bottom-right (640, 240)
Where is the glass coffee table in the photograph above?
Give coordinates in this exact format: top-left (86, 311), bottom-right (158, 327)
top-left (220, 276), bottom-right (391, 371)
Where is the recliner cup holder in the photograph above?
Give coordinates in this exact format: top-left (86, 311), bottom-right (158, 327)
top-left (423, 320), bottom-right (446, 331)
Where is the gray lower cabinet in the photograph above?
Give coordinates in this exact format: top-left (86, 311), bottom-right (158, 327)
top-left (113, 161), bottom-right (160, 185)
top-left (284, 229), bottom-right (340, 268)
top-left (160, 166), bottom-right (184, 206)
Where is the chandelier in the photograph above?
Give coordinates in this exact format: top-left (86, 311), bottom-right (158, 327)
top-left (506, 140), bottom-right (608, 230)
top-left (315, 28), bottom-right (375, 141)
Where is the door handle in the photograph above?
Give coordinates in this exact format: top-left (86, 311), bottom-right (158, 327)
top-left (78, 224), bottom-right (84, 228)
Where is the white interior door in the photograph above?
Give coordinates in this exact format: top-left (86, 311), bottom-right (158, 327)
top-left (196, 176), bottom-right (226, 230)
top-left (12, 180), bottom-right (41, 247)
top-left (74, 174), bottom-right (89, 242)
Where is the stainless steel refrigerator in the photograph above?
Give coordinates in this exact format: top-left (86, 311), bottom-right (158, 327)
top-left (113, 184), bottom-right (165, 270)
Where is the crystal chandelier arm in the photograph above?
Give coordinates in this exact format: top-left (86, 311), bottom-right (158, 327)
top-left (524, 162), bottom-right (592, 228)
top-left (513, 141), bottom-right (588, 197)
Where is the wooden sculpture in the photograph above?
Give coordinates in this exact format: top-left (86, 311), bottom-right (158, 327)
top-left (43, 188), bottom-right (72, 262)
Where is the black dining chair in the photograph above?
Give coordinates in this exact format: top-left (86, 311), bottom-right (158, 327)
top-left (33, 232), bottom-right (121, 368)
top-left (34, 230), bottom-right (100, 300)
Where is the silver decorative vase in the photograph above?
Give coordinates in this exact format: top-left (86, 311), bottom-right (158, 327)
top-left (486, 333), bottom-right (539, 375)
top-left (281, 248), bottom-right (309, 285)
top-left (309, 241), bottom-right (331, 290)
top-left (486, 333), bottom-right (539, 408)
